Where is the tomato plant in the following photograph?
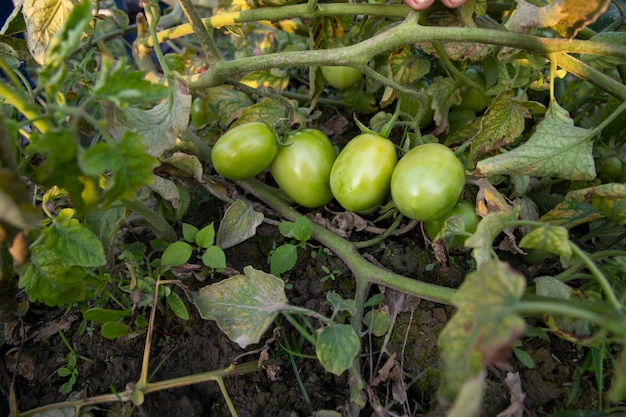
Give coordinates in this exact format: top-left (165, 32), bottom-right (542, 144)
top-left (453, 68), bottom-right (491, 114)
top-left (330, 133), bottom-right (397, 212)
top-left (391, 143), bottom-right (465, 221)
top-left (320, 66), bottom-right (363, 90)
top-left (211, 122), bottom-right (278, 180)
top-left (270, 129), bottom-right (337, 208)
top-left (398, 80), bottom-right (435, 128)
top-left (424, 200), bottom-right (480, 248)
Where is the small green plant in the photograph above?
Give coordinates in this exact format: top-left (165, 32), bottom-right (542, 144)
top-left (268, 217), bottom-right (311, 276)
top-left (320, 265), bottom-right (341, 283)
top-left (51, 330), bottom-right (93, 395)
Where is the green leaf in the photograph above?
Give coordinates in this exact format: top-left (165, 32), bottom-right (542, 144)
top-left (106, 78), bottom-right (191, 158)
top-left (83, 308), bottom-right (132, 323)
top-left (216, 199), bottom-right (264, 250)
top-left (465, 208), bottom-right (520, 267)
top-left (231, 98), bottom-right (307, 129)
top-left (202, 246), bottom-right (226, 270)
top-left (278, 216), bottom-right (311, 244)
top-left (0, 168), bottom-right (42, 230)
top-left (429, 76), bottom-right (462, 129)
top-left (166, 291), bottom-right (190, 320)
top-left (270, 243), bottom-right (297, 276)
top-left (438, 260), bottom-right (526, 404)
top-left (476, 102), bottom-right (595, 180)
top-left (182, 223), bottom-right (198, 243)
top-left (565, 183), bottom-right (626, 227)
top-left (362, 307), bottom-right (390, 337)
top-left (18, 246), bottom-right (88, 306)
top-left (79, 131), bottom-right (160, 208)
top-left (468, 91), bottom-right (530, 165)
top-left (326, 291), bottom-right (356, 316)
top-left (315, 323), bottom-right (360, 376)
top-left (84, 207), bottom-right (127, 252)
top-left (519, 224), bottom-right (572, 260)
top-left (46, 209), bottom-right (106, 267)
top-left (444, 372), bottom-right (486, 417)
top-left (31, 407), bottom-right (77, 417)
top-left (191, 266), bottom-right (289, 348)
top-left (539, 200), bottom-right (603, 228)
top-left (93, 58), bottom-right (170, 106)
top-left (196, 223), bottom-right (216, 249)
top-left (101, 321), bottom-right (135, 340)
top-left (580, 32), bottom-right (626, 70)
top-left (380, 46), bottom-right (431, 107)
top-left (513, 346), bottom-right (535, 368)
top-left (161, 241), bottom-right (193, 267)
top-left (57, 367), bottom-right (72, 377)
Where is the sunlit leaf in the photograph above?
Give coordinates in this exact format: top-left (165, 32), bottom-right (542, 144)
top-left (22, 0), bottom-right (75, 65)
top-left (216, 199), bottom-right (264, 250)
top-left (46, 209), bottom-right (106, 267)
top-left (18, 246), bottom-right (88, 306)
top-left (107, 78), bottom-right (191, 157)
top-left (551, 0), bottom-right (611, 39)
top-left (191, 266), bottom-right (289, 348)
top-left (438, 261), bottom-right (526, 405)
top-left (316, 323), bottom-right (360, 375)
top-left (476, 101), bottom-right (595, 180)
top-left (240, 69), bottom-right (289, 91)
top-left (519, 224), bottom-right (572, 260)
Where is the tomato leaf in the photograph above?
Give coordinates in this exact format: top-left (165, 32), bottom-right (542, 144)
top-left (316, 323), bottom-right (360, 375)
top-left (428, 77), bottom-right (461, 130)
top-left (191, 267), bottom-right (289, 348)
top-left (476, 101), bottom-right (596, 180)
top-left (161, 152), bottom-right (204, 182)
top-left (47, 209), bottom-right (106, 267)
top-left (83, 308), bottom-right (132, 323)
top-left (380, 47), bottom-right (431, 108)
top-left (231, 98), bottom-right (307, 128)
top-left (203, 86), bottom-right (254, 127)
top-left (519, 224), bottom-right (572, 260)
top-left (465, 207), bottom-right (520, 267)
top-left (580, 32), bottom-right (626, 70)
top-left (468, 91), bottom-right (530, 165)
top-left (540, 183), bottom-right (626, 227)
top-left (93, 59), bottom-right (170, 107)
top-left (106, 78), bottom-right (191, 158)
top-left (438, 260), bottom-right (526, 405)
top-left (216, 199), bottom-right (264, 250)
top-left (240, 69), bottom-right (289, 91)
top-left (84, 207), bottom-right (127, 252)
top-left (0, 168), bottom-right (42, 231)
top-left (550, 0), bottom-right (611, 39)
top-left (18, 246), bottom-right (89, 306)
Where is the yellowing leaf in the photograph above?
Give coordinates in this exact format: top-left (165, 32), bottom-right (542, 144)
top-left (551, 0), bottom-right (611, 39)
top-left (476, 101), bottom-right (595, 180)
top-left (468, 91), bottom-right (529, 165)
top-left (22, 0), bottom-right (74, 64)
top-left (438, 261), bottom-right (526, 405)
top-left (191, 267), bottom-right (289, 348)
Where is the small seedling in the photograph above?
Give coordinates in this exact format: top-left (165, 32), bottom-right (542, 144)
top-left (320, 265), bottom-right (341, 283)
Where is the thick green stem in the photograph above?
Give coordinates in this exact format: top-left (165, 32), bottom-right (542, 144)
top-left (117, 197), bottom-right (178, 242)
top-left (555, 53), bottom-right (626, 100)
top-left (178, 0), bottom-right (221, 64)
top-left (240, 179), bottom-right (457, 305)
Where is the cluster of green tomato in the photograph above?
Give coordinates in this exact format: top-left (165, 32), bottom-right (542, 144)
top-left (211, 121), bottom-right (479, 245)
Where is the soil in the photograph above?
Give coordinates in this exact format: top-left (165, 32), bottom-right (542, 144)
top-left (1, 193), bottom-right (607, 417)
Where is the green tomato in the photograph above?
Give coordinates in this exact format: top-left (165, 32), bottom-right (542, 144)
top-left (424, 200), bottom-right (480, 248)
top-left (211, 122), bottom-right (278, 180)
top-left (270, 129), bottom-right (337, 208)
top-left (599, 155), bottom-right (624, 182)
top-left (321, 66), bottom-right (363, 90)
top-left (454, 68), bottom-right (491, 114)
top-left (330, 133), bottom-right (397, 212)
top-left (391, 143), bottom-right (466, 221)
